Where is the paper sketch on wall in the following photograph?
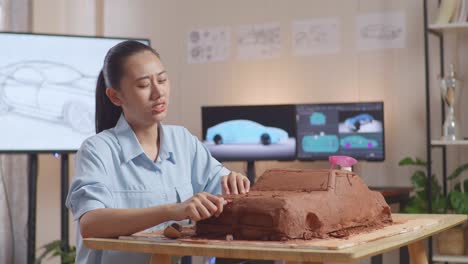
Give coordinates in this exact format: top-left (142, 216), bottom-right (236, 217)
top-left (356, 12), bottom-right (406, 50)
top-left (292, 18), bottom-right (340, 56)
top-left (0, 1), bottom-right (4, 30)
top-left (237, 23), bottom-right (281, 59)
top-left (0, 61), bottom-right (95, 134)
top-left (187, 27), bottom-right (230, 64)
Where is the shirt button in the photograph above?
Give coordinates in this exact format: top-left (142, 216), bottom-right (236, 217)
top-left (164, 193), bottom-right (168, 201)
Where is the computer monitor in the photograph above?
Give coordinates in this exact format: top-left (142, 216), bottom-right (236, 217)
top-left (0, 32), bottom-right (150, 153)
top-left (296, 102), bottom-right (385, 161)
top-left (201, 105), bottom-right (297, 161)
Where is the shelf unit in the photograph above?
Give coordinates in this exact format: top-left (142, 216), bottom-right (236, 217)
top-left (431, 140), bottom-right (468, 146)
top-left (428, 23), bottom-right (468, 33)
top-left (423, 1), bottom-right (468, 264)
top-left (433, 254), bottom-right (468, 263)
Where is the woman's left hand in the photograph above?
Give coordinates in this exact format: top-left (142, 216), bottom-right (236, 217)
top-left (221, 171), bottom-right (250, 195)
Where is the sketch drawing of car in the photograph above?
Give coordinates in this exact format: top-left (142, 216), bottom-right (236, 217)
top-left (340, 135), bottom-right (378, 149)
top-left (196, 168), bottom-right (392, 240)
top-left (0, 61), bottom-right (95, 134)
top-left (361, 24), bottom-right (402, 40)
top-left (238, 27), bottom-right (280, 46)
top-left (205, 119), bottom-right (288, 145)
top-left (344, 113), bottom-right (374, 132)
top-left (295, 28), bottom-right (328, 46)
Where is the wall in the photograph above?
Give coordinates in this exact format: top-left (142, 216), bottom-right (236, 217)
top-left (102, 0), bottom-right (427, 187)
top-left (32, 1), bottom-right (96, 263)
top-left (30, 0), bottom-right (468, 263)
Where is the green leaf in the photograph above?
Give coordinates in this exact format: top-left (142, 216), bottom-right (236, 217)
top-left (431, 176), bottom-right (442, 196)
top-left (402, 196), bottom-right (428, 213)
top-left (63, 254), bottom-right (76, 264)
top-left (399, 157), bottom-right (415, 166)
top-left (411, 170), bottom-right (427, 188)
top-left (416, 191), bottom-right (425, 201)
top-left (448, 163), bottom-right (468, 180)
top-left (399, 156), bottom-right (427, 167)
top-left (44, 240), bottom-right (62, 251)
top-left (449, 191), bottom-right (468, 214)
top-left (397, 156), bottom-right (468, 214)
top-left (415, 158), bottom-right (427, 166)
top-left (432, 195), bottom-right (448, 213)
top-left (35, 240), bottom-right (76, 264)
top-left (35, 240), bottom-right (62, 264)
top-left (411, 171), bottom-right (442, 200)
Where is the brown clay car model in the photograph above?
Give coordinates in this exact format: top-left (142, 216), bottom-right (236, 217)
top-left (196, 168), bottom-right (392, 241)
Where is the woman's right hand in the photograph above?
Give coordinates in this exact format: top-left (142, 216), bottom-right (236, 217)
top-left (172, 192), bottom-right (225, 222)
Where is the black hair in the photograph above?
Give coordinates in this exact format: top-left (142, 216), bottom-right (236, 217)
top-left (95, 40), bottom-right (160, 133)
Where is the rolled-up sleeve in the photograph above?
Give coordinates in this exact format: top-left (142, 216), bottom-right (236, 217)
top-left (66, 139), bottom-right (113, 221)
top-left (188, 130), bottom-right (230, 195)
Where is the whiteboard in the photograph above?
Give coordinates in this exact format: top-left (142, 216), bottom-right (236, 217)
top-left (0, 33), bottom-right (149, 152)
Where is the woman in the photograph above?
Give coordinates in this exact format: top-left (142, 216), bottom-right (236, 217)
top-left (66, 40), bottom-right (249, 264)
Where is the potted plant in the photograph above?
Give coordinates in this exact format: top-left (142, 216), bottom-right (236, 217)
top-left (399, 156), bottom-right (468, 255)
top-left (35, 240), bottom-right (76, 264)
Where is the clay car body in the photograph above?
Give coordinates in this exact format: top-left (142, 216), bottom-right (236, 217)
top-left (196, 168), bottom-right (392, 240)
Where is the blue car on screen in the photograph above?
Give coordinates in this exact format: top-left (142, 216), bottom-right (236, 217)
top-left (344, 113), bottom-right (374, 132)
top-left (206, 119), bottom-right (288, 145)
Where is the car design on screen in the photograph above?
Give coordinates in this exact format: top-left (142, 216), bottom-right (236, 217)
top-left (344, 113), bottom-right (374, 132)
top-left (309, 112), bottom-right (326, 126)
top-left (196, 168), bottom-right (392, 240)
top-left (206, 119), bottom-right (288, 145)
top-left (302, 134), bottom-right (339, 153)
top-left (340, 135), bottom-right (378, 149)
top-left (0, 61), bottom-right (95, 134)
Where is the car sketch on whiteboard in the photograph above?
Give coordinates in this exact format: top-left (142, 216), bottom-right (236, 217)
top-left (0, 61), bottom-right (95, 134)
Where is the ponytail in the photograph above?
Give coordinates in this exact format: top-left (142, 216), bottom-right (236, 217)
top-left (95, 70), bottom-right (122, 133)
top-left (95, 40), bottom-right (160, 133)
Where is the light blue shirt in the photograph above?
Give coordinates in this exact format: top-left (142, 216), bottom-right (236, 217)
top-left (66, 114), bottom-right (230, 264)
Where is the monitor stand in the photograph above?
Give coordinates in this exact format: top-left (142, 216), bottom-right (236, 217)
top-left (246, 161), bottom-right (255, 185)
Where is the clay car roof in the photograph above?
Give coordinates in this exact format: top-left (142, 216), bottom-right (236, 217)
top-left (252, 169), bottom-right (337, 192)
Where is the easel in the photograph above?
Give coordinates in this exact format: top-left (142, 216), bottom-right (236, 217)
top-left (27, 154), bottom-right (38, 264)
top-left (26, 153), bottom-right (70, 264)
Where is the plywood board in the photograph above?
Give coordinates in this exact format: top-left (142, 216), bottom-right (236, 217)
top-left (119, 216), bottom-right (439, 250)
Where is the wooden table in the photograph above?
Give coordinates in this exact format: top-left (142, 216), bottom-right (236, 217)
top-left (84, 214), bottom-right (467, 264)
top-left (369, 186), bottom-right (413, 264)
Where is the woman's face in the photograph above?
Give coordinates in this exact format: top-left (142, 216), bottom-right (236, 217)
top-left (114, 50), bottom-right (170, 128)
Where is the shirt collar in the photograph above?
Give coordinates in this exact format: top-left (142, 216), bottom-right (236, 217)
top-left (114, 114), bottom-right (174, 164)
top-left (157, 122), bottom-right (174, 163)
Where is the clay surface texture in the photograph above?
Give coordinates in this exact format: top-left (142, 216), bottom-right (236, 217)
top-left (196, 169), bottom-right (393, 241)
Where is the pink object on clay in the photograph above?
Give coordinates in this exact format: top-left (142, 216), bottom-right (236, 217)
top-left (329, 156), bottom-right (358, 170)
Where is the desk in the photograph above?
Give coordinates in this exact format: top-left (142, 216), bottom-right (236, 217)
top-left (369, 186), bottom-right (412, 264)
top-left (84, 214), bottom-right (466, 264)
top-left (370, 186), bottom-right (413, 210)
